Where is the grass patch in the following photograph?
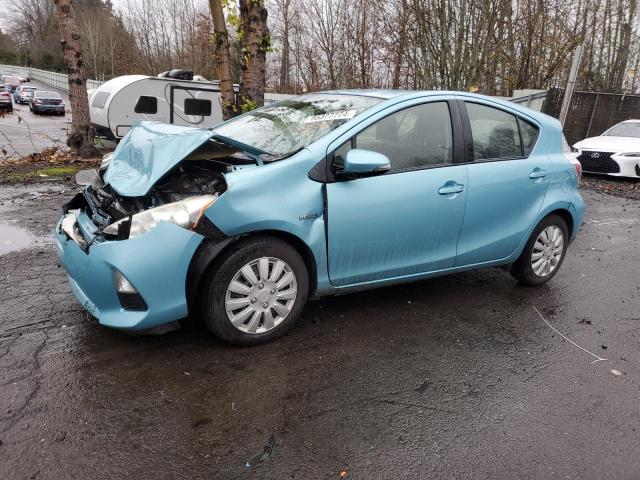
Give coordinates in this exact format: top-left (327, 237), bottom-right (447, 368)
top-left (0, 164), bottom-right (81, 183)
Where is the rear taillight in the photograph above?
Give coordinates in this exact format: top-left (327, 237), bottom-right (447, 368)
top-left (0, 93), bottom-right (8, 97)
top-left (561, 135), bottom-right (581, 186)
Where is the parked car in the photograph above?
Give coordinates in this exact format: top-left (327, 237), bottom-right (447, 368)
top-left (0, 86), bottom-right (13, 112)
top-left (1, 75), bottom-right (21, 92)
top-left (572, 120), bottom-right (640, 178)
top-left (10, 72), bottom-right (30, 83)
top-left (13, 85), bottom-right (37, 104)
top-left (56, 91), bottom-right (584, 345)
top-left (30, 90), bottom-right (65, 115)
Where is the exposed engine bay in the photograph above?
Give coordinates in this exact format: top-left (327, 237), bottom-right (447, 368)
top-left (80, 161), bottom-right (228, 229)
top-left (63, 143), bottom-right (254, 244)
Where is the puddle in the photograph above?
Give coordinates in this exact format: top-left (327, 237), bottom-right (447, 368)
top-left (0, 223), bottom-right (33, 255)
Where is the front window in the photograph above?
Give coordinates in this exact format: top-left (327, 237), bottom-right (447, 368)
top-left (334, 101), bottom-right (454, 171)
top-left (603, 122), bottom-right (640, 138)
top-left (213, 93), bottom-right (382, 157)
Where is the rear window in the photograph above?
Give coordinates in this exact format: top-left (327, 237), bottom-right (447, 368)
top-left (36, 91), bottom-right (61, 98)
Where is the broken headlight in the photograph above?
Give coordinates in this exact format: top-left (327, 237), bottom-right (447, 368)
top-left (103, 194), bottom-right (217, 239)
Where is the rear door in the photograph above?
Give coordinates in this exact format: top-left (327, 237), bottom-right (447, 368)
top-left (326, 99), bottom-right (469, 286)
top-left (455, 100), bottom-right (548, 266)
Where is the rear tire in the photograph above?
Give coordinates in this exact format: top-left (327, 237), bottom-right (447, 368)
top-left (199, 236), bottom-right (309, 346)
top-left (510, 214), bottom-right (569, 286)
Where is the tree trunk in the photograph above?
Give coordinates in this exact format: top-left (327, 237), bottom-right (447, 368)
top-left (279, 0), bottom-right (291, 92)
top-left (239, 0), bottom-right (269, 110)
top-left (52, 0), bottom-right (97, 158)
top-left (208, 0), bottom-right (236, 120)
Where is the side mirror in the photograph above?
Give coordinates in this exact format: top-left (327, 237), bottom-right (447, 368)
top-left (343, 149), bottom-right (391, 175)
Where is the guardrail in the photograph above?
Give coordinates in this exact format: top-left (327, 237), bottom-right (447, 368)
top-left (0, 64), bottom-right (289, 103)
top-left (0, 64), bottom-right (103, 92)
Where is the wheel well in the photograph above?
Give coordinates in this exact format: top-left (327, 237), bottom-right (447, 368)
top-left (186, 230), bottom-right (318, 313)
top-left (547, 209), bottom-right (574, 237)
top-left (252, 230), bottom-right (318, 297)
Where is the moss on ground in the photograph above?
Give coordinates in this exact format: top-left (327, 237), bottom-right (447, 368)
top-left (0, 162), bottom-right (98, 184)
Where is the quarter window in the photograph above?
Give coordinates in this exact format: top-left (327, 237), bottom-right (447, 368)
top-left (134, 95), bottom-right (157, 114)
top-left (352, 102), bottom-right (453, 171)
top-left (465, 103), bottom-right (522, 160)
top-left (184, 98), bottom-right (212, 116)
top-left (518, 117), bottom-right (539, 156)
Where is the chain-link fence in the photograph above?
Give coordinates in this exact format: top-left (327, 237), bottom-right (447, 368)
top-left (0, 64), bottom-right (103, 92)
top-left (543, 88), bottom-right (640, 145)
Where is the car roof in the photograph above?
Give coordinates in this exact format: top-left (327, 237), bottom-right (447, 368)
top-left (619, 119), bottom-right (640, 123)
top-left (314, 89), bottom-right (555, 126)
top-left (319, 89), bottom-right (409, 100)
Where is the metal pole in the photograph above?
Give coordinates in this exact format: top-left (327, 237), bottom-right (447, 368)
top-left (585, 93), bottom-right (599, 138)
top-left (559, 45), bottom-right (583, 126)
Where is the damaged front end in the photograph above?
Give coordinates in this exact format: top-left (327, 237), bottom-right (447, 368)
top-left (62, 161), bottom-right (227, 248)
top-left (55, 121), bottom-right (254, 331)
top-left (59, 121), bottom-right (260, 248)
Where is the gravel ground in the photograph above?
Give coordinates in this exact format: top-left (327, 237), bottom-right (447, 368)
top-left (582, 174), bottom-right (640, 200)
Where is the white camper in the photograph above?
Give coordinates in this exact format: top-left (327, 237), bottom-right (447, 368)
top-left (89, 71), bottom-right (293, 141)
top-left (89, 73), bottom-right (230, 140)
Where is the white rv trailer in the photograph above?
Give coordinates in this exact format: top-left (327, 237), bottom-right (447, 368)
top-left (89, 74), bottom-right (292, 140)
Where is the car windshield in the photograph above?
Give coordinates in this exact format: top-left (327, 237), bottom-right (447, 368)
top-left (603, 122), bottom-right (640, 138)
top-left (213, 93), bottom-right (382, 157)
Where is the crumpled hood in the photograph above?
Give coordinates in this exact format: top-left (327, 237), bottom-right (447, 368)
top-left (104, 121), bottom-right (216, 197)
top-left (574, 135), bottom-right (640, 153)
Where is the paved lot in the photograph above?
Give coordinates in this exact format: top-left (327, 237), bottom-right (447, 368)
top-left (0, 81), bottom-right (70, 161)
top-left (0, 182), bottom-right (639, 479)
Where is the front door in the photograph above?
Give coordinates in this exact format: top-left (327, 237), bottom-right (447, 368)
top-left (326, 101), bottom-right (468, 286)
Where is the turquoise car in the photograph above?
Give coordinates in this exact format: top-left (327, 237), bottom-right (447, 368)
top-left (56, 90), bottom-right (584, 345)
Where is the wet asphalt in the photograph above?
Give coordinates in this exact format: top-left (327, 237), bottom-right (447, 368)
top-left (0, 181), bottom-right (639, 479)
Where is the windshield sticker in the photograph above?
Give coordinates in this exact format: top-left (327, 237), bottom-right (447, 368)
top-left (304, 110), bottom-right (357, 124)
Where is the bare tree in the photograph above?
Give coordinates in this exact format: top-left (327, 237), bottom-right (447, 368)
top-left (208, 0), bottom-right (236, 119)
top-left (52, 0), bottom-right (97, 158)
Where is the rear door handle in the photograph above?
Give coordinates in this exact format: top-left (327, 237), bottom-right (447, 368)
top-left (438, 184), bottom-right (465, 195)
top-left (529, 169), bottom-right (547, 179)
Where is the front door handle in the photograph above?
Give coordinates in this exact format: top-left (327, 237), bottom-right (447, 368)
top-left (438, 183), bottom-right (465, 195)
top-left (529, 168), bottom-right (547, 179)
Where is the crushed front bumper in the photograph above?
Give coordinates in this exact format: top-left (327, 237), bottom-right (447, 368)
top-left (56, 210), bottom-right (204, 331)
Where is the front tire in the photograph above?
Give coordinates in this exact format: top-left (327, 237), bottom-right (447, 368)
top-left (199, 236), bottom-right (309, 345)
top-left (510, 214), bottom-right (569, 286)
